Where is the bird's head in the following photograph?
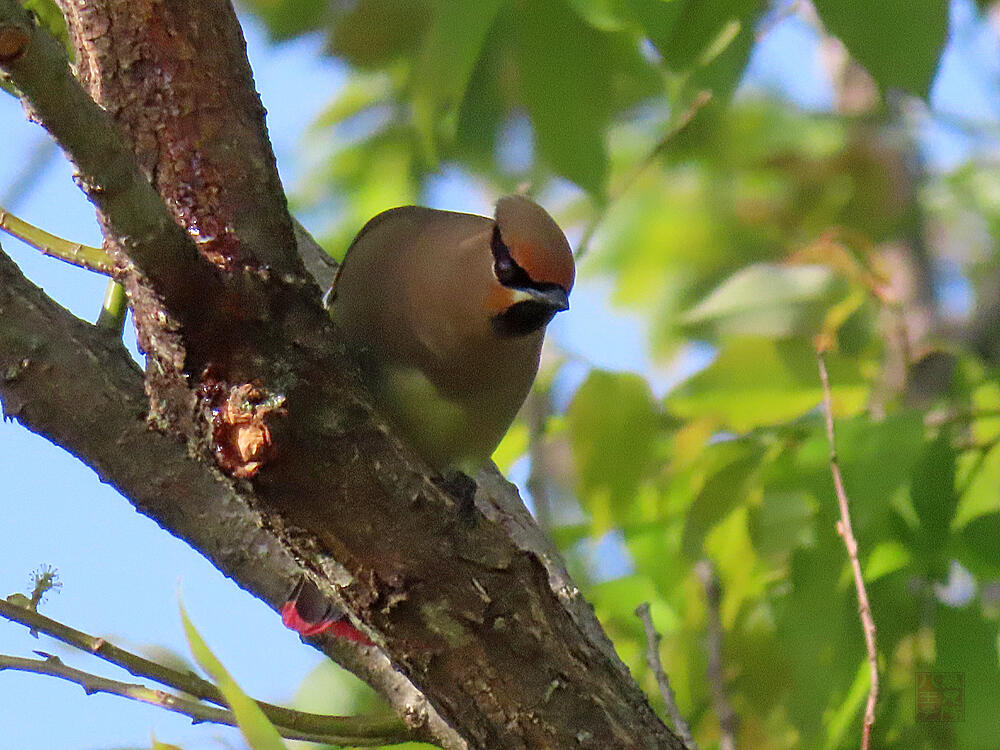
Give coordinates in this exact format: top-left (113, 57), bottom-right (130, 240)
top-left (486, 195), bottom-right (575, 337)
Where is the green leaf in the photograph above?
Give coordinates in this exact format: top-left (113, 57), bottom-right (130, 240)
top-left (315, 72), bottom-right (397, 129)
top-left (412, 0), bottom-right (504, 162)
top-left (682, 442), bottom-right (762, 558)
top-left (22, 0), bottom-right (68, 49)
top-left (622, 0), bottom-right (684, 56)
top-left (658, 0), bottom-right (759, 70)
top-left (668, 339), bottom-right (868, 432)
top-left (959, 512), bottom-right (1000, 579)
top-left (179, 602), bottom-right (287, 750)
top-left (566, 0), bottom-right (632, 30)
top-left (812, 0), bottom-right (947, 98)
top-left (241, 0), bottom-right (327, 40)
top-left (568, 371), bottom-right (660, 529)
top-left (328, 0), bottom-right (432, 69)
top-left (513, 0), bottom-right (614, 193)
top-left (935, 604), bottom-right (1000, 745)
top-left (151, 735), bottom-right (183, 750)
top-left (910, 432), bottom-right (958, 544)
top-left (822, 659), bottom-right (871, 749)
top-left (749, 491), bottom-right (817, 561)
top-left (682, 263), bottom-right (849, 338)
top-left (862, 540), bottom-right (911, 582)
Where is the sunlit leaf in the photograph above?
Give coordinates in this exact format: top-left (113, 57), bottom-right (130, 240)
top-left (682, 442), bottom-right (763, 558)
top-left (566, 0), bottom-right (632, 30)
top-left (862, 540), bottom-right (911, 582)
top-left (513, 0), bottom-right (619, 193)
top-left (749, 490), bottom-right (817, 561)
top-left (668, 339), bottom-right (868, 431)
top-left (151, 735), bottom-right (183, 750)
top-left (682, 263), bottom-right (850, 338)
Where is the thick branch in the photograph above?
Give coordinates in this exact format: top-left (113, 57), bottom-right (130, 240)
top-left (0, 246), bottom-right (457, 749)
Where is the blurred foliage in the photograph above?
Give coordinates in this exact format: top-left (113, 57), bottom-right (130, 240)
top-left (243, 0), bottom-right (1000, 748)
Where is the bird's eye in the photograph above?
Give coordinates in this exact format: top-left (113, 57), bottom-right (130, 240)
top-left (491, 226), bottom-right (533, 289)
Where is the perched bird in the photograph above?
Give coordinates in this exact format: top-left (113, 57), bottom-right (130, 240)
top-left (326, 195), bottom-right (574, 475)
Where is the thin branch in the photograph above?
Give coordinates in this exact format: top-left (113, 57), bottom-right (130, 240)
top-left (0, 205), bottom-right (112, 274)
top-left (0, 654), bottom-right (409, 746)
top-left (694, 560), bottom-right (738, 750)
top-left (816, 348), bottom-right (879, 750)
top-left (96, 279), bottom-right (127, 333)
top-left (635, 602), bottom-right (697, 750)
top-left (0, 597), bottom-right (412, 743)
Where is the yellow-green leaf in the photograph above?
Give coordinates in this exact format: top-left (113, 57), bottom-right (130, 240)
top-left (179, 602), bottom-right (287, 750)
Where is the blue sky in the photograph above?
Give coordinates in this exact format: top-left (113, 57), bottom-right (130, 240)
top-left (1, 2), bottom-right (998, 748)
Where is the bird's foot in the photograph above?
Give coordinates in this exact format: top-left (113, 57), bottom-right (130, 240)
top-left (280, 578), bottom-right (372, 645)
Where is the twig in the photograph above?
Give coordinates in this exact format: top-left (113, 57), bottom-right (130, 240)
top-left (576, 90), bottom-right (713, 260)
top-left (694, 561), bottom-right (738, 750)
top-left (96, 279), bottom-right (128, 333)
top-left (0, 598), bottom-right (413, 744)
top-left (0, 653), bottom-right (405, 746)
top-left (635, 602), bottom-right (697, 750)
top-left (0, 205), bottom-right (113, 274)
top-left (816, 349), bottom-right (879, 750)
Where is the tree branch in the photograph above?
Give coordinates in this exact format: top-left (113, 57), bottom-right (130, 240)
top-left (0, 653), bottom-right (409, 746)
top-left (694, 561), bottom-right (738, 750)
top-left (0, 598), bottom-right (415, 744)
top-left (816, 349), bottom-right (879, 750)
top-left (636, 602), bottom-right (696, 750)
top-left (0, 205), bottom-right (112, 274)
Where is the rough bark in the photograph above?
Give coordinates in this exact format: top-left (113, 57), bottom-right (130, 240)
top-left (0, 1), bottom-right (683, 748)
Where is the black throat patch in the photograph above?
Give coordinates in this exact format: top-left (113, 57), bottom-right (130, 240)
top-left (491, 300), bottom-right (558, 338)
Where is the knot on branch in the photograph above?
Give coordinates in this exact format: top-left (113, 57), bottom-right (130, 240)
top-left (201, 376), bottom-right (285, 478)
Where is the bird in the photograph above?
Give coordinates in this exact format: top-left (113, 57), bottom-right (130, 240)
top-left (325, 194), bottom-right (574, 476)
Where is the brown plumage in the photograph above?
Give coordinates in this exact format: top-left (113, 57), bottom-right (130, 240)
top-left (327, 195), bottom-right (574, 472)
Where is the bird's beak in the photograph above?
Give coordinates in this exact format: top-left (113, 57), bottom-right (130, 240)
top-left (511, 286), bottom-right (570, 312)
